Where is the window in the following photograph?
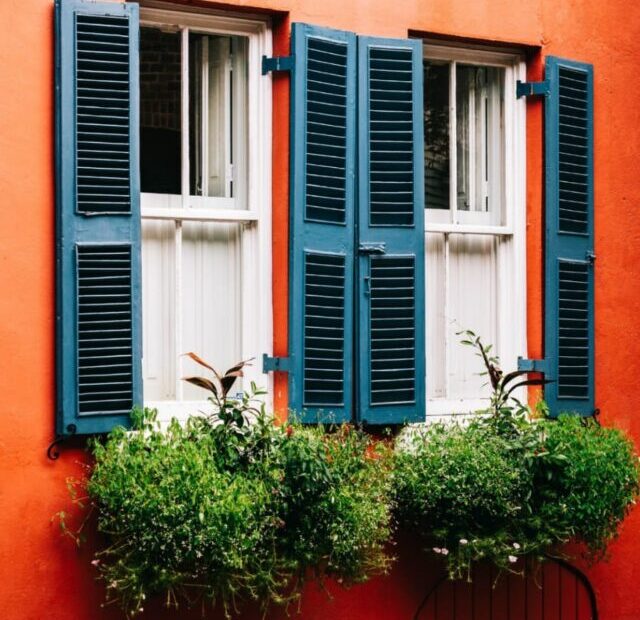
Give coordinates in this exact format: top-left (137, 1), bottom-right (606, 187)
top-left (139, 8), bottom-right (272, 418)
top-left (423, 43), bottom-right (527, 416)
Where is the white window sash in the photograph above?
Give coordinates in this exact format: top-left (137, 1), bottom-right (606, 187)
top-left (423, 42), bottom-right (527, 416)
top-left (140, 6), bottom-right (272, 421)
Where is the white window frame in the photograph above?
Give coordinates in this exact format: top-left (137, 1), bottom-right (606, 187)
top-left (139, 4), bottom-right (272, 420)
top-left (423, 42), bottom-right (527, 417)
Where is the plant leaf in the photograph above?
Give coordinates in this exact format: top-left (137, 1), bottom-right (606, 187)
top-left (505, 378), bottom-right (553, 400)
top-left (183, 352), bottom-right (217, 373)
top-left (183, 376), bottom-right (218, 397)
top-left (225, 358), bottom-right (255, 376)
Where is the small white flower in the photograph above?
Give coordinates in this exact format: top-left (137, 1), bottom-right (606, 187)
top-left (508, 555), bottom-right (518, 564)
top-left (441, 548), bottom-right (449, 556)
top-left (459, 538), bottom-right (468, 545)
top-left (513, 542), bottom-right (521, 550)
top-left (432, 547), bottom-right (442, 554)
top-left (91, 559), bottom-right (100, 567)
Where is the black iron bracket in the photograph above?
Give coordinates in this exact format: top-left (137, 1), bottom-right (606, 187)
top-left (47, 423), bottom-right (76, 460)
top-left (516, 79), bottom-right (550, 99)
top-left (262, 354), bottom-right (290, 373)
top-left (262, 55), bottom-right (294, 75)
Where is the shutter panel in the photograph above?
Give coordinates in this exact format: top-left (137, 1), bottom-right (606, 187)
top-left (544, 57), bottom-right (594, 417)
top-left (289, 24), bottom-right (357, 423)
top-left (55, 0), bottom-right (141, 436)
top-left (356, 36), bottom-right (425, 424)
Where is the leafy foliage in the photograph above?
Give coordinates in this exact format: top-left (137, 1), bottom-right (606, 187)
top-left (75, 357), bottom-right (394, 617)
top-left (394, 333), bottom-right (640, 579)
top-left (61, 346), bottom-right (640, 613)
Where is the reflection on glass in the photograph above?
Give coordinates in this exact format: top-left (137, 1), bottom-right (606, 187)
top-left (189, 33), bottom-right (248, 202)
top-left (424, 62), bottom-right (450, 210)
top-left (140, 27), bottom-right (182, 194)
top-left (456, 65), bottom-right (504, 214)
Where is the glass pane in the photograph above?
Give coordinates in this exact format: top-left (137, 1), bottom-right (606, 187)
top-left (142, 220), bottom-right (176, 400)
top-left (181, 222), bottom-right (242, 400)
top-left (424, 62), bottom-right (450, 210)
top-left (140, 27), bottom-right (182, 194)
top-left (447, 234), bottom-right (498, 399)
top-left (426, 232), bottom-right (446, 398)
top-left (456, 65), bottom-right (504, 215)
top-left (189, 34), bottom-right (248, 203)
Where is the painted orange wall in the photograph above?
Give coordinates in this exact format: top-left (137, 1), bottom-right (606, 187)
top-left (1, 0), bottom-right (639, 618)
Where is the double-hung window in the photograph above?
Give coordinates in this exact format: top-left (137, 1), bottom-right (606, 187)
top-left (54, 0), bottom-right (271, 435)
top-left (138, 8), bottom-right (272, 419)
top-left (423, 43), bottom-right (527, 416)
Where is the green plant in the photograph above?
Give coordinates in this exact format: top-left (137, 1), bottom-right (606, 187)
top-left (66, 356), bottom-right (394, 617)
top-left (394, 332), bottom-right (640, 579)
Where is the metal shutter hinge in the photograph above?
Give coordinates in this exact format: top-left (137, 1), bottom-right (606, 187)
top-left (262, 354), bottom-right (290, 373)
top-left (517, 357), bottom-right (548, 373)
top-left (262, 55), bottom-right (294, 75)
top-left (516, 79), bottom-right (550, 99)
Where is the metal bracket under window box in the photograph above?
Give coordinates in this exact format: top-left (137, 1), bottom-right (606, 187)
top-left (516, 80), bottom-right (550, 99)
top-left (517, 357), bottom-right (548, 373)
top-left (262, 354), bottom-right (290, 373)
top-left (262, 55), bottom-right (293, 75)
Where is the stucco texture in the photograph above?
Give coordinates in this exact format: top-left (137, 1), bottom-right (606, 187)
top-left (1, 0), bottom-right (639, 618)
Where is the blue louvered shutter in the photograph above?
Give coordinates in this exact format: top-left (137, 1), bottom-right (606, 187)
top-left (55, 0), bottom-right (141, 436)
top-left (544, 57), bottom-right (595, 417)
top-left (356, 37), bottom-right (425, 424)
top-left (288, 24), bottom-right (357, 423)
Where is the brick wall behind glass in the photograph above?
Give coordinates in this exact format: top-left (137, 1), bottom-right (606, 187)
top-left (140, 27), bottom-right (181, 131)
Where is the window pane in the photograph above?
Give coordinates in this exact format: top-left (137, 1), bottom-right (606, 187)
top-left (456, 65), bottom-right (504, 216)
top-left (189, 34), bottom-right (248, 203)
top-left (447, 234), bottom-right (498, 399)
top-left (140, 27), bottom-right (182, 194)
top-left (426, 232), bottom-right (446, 398)
top-left (181, 222), bottom-right (242, 400)
top-left (424, 61), bottom-right (450, 210)
top-left (142, 220), bottom-right (176, 400)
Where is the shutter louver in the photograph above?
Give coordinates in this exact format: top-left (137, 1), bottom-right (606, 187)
top-left (76, 14), bottom-right (131, 215)
top-left (369, 256), bottom-right (416, 405)
top-left (357, 36), bottom-right (425, 424)
top-left (289, 24), bottom-right (357, 423)
top-left (77, 244), bottom-right (134, 415)
top-left (303, 253), bottom-right (346, 407)
top-left (544, 57), bottom-right (595, 417)
top-left (56, 0), bottom-right (141, 436)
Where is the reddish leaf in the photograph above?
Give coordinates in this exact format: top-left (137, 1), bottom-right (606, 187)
top-left (505, 378), bottom-right (553, 399)
top-left (183, 352), bottom-right (217, 374)
top-left (182, 376), bottom-right (218, 397)
top-left (224, 358), bottom-right (254, 376)
top-left (501, 370), bottom-right (532, 388)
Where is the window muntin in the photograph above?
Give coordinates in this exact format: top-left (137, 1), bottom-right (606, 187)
top-left (139, 9), bottom-right (271, 417)
top-left (423, 43), bottom-right (526, 415)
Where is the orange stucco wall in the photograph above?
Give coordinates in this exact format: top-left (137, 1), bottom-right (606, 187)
top-left (1, 0), bottom-right (640, 618)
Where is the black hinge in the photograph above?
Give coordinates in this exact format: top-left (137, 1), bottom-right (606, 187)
top-left (262, 55), bottom-right (294, 75)
top-left (262, 354), bottom-right (290, 372)
top-left (516, 79), bottom-right (550, 99)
